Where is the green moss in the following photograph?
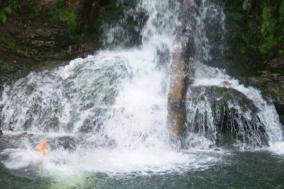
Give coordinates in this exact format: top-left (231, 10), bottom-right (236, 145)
top-left (279, 1), bottom-right (284, 23)
top-left (223, 0), bottom-right (284, 78)
top-left (260, 2), bottom-right (277, 54)
top-left (39, 0), bottom-right (78, 33)
top-left (0, 60), bottom-right (30, 86)
top-left (0, 0), bottom-right (21, 23)
top-left (53, 0), bottom-right (78, 32)
top-left (278, 1), bottom-right (284, 56)
top-left (56, 7), bottom-right (77, 31)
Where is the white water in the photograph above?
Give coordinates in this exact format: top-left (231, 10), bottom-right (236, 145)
top-left (269, 141), bottom-right (284, 155)
top-left (187, 63), bottom-right (283, 147)
top-left (182, 0), bottom-right (282, 149)
top-left (0, 0), bottom-right (283, 178)
top-left (0, 0), bottom-right (223, 176)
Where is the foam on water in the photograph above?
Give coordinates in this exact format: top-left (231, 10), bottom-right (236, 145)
top-left (269, 142), bottom-right (284, 155)
top-left (0, 0), bottom-right (224, 177)
top-left (1, 134), bottom-right (223, 177)
top-left (0, 0), bottom-right (283, 180)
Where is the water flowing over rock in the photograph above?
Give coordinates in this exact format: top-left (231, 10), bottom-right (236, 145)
top-left (183, 63), bottom-right (283, 149)
top-left (0, 0), bottom-right (283, 176)
top-left (186, 86), bottom-right (268, 147)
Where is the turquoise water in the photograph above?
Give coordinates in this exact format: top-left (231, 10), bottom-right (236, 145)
top-left (1, 151), bottom-right (284, 189)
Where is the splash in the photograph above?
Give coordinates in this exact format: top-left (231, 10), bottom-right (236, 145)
top-left (269, 142), bottom-right (284, 155)
top-left (0, 0), bottom-right (223, 177)
top-left (182, 0), bottom-right (282, 148)
top-left (185, 63), bottom-right (283, 148)
top-left (0, 0), bottom-right (283, 179)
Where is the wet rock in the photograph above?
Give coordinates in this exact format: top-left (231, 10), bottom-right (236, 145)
top-left (270, 73), bottom-right (280, 81)
top-left (186, 86), bottom-right (269, 147)
top-left (275, 103), bottom-right (284, 125)
top-left (267, 57), bottom-right (284, 69)
top-left (31, 40), bottom-right (55, 48)
top-left (66, 0), bottom-right (81, 12)
top-left (80, 102), bottom-right (95, 111)
top-left (38, 0), bottom-right (57, 9)
top-left (242, 0), bottom-right (252, 11)
top-left (221, 80), bottom-right (232, 87)
top-left (249, 70), bottom-right (284, 107)
top-left (54, 136), bottom-right (77, 151)
top-left (45, 117), bottom-right (60, 132)
top-left (80, 119), bottom-right (94, 133)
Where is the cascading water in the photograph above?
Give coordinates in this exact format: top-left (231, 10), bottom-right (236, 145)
top-left (180, 0), bottom-right (283, 149)
top-left (0, 0), bottom-right (283, 179)
top-left (0, 0), bottom-right (221, 176)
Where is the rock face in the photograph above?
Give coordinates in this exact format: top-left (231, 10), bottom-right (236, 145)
top-left (0, 0), bottom-right (143, 68)
top-left (54, 136), bottom-right (77, 151)
top-left (80, 0), bottom-right (101, 25)
top-left (37, 0), bottom-right (57, 8)
top-left (0, 0), bottom-right (96, 63)
top-left (248, 67), bottom-right (284, 124)
top-left (186, 86), bottom-right (269, 147)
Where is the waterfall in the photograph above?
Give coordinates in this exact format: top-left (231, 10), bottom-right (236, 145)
top-left (182, 0), bottom-right (283, 149)
top-left (0, 0), bottom-right (283, 176)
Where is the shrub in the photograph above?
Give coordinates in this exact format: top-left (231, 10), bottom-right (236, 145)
top-left (0, 0), bottom-right (21, 24)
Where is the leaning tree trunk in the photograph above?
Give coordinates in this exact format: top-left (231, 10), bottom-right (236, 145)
top-left (167, 25), bottom-right (187, 141)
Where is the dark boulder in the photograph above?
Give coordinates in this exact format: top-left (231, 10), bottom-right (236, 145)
top-left (186, 86), bottom-right (269, 147)
top-left (54, 136), bottom-right (77, 151)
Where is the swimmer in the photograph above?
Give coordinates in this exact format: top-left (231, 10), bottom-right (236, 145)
top-left (36, 140), bottom-right (48, 156)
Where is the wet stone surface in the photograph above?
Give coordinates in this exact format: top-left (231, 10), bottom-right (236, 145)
top-left (248, 68), bottom-right (284, 124)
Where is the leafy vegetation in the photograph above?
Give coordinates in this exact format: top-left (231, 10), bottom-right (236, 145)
top-left (223, 0), bottom-right (284, 76)
top-left (260, 1), bottom-right (284, 56)
top-left (50, 0), bottom-right (78, 32)
top-left (0, 0), bottom-right (142, 60)
top-left (260, 2), bottom-right (276, 54)
top-left (56, 7), bottom-right (77, 31)
top-left (36, 0), bottom-right (78, 32)
top-left (1, 0), bottom-right (281, 68)
top-left (0, 0), bottom-right (21, 23)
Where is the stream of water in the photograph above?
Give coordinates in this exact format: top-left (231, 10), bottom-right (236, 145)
top-left (0, 0), bottom-right (284, 188)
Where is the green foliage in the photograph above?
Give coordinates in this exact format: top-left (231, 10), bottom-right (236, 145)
top-left (43, 0), bottom-right (78, 32)
top-left (280, 1), bottom-right (284, 23)
top-left (0, 0), bottom-right (21, 24)
top-left (279, 1), bottom-right (284, 56)
top-left (222, 0), bottom-right (284, 77)
top-left (258, 0), bottom-right (284, 57)
top-left (260, 3), bottom-right (277, 54)
top-left (56, 7), bottom-right (77, 32)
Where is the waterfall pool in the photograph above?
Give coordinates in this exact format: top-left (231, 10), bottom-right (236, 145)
top-left (1, 142), bottom-right (284, 189)
top-left (1, 0), bottom-right (284, 188)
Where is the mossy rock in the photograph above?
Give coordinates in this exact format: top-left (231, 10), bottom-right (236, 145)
top-left (0, 59), bottom-right (31, 87)
top-left (186, 86), bottom-right (269, 147)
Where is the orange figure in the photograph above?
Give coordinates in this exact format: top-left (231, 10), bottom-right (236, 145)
top-left (36, 140), bottom-right (48, 156)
